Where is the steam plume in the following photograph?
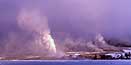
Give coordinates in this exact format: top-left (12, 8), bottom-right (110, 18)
top-left (17, 8), bottom-right (56, 56)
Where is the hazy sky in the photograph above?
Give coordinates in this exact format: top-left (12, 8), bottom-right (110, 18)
top-left (0, 0), bottom-right (131, 40)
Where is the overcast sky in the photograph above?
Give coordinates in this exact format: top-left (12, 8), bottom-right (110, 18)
top-left (0, 0), bottom-right (131, 40)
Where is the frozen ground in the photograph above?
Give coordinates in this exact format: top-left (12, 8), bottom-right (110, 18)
top-left (0, 60), bottom-right (131, 65)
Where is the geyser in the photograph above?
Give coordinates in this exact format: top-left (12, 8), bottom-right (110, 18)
top-left (17, 8), bottom-right (56, 55)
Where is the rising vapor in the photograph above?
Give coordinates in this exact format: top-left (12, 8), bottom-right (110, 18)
top-left (1, 8), bottom-right (57, 57)
top-left (17, 8), bottom-right (57, 55)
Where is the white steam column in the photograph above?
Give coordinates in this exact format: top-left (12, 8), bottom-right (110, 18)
top-left (17, 8), bottom-right (56, 55)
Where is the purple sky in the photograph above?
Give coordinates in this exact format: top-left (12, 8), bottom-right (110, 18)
top-left (0, 0), bottom-right (131, 40)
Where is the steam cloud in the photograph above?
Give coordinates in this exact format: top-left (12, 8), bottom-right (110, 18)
top-left (2, 8), bottom-right (57, 57)
top-left (17, 8), bottom-right (57, 55)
